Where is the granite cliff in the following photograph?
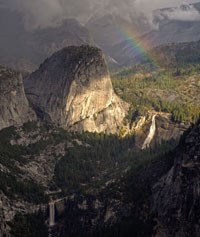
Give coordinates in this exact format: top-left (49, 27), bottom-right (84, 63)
top-left (51, 120), bottom-right (200, 237)
top-left (0, 40), bottom-right (199, 236)
top-left (0, 66), bottom-right (36, 130)
top-left (25, 45), bottom-right (129, 134)
top-left (153, 121), bottom-right (200, 237)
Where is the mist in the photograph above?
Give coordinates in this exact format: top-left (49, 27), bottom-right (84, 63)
top-left (157, 4), bottom-right (200, 22)
top-left (1, 0), bottom-right (199, 30)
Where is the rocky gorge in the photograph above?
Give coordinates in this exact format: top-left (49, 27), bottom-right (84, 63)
top-left (0, 44), bottom-right (199, 236)
top-left (0, 66), bottom-right (36, 130)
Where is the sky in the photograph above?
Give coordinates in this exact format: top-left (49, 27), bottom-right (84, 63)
top-left (1, 0), bottom-right (199, 29)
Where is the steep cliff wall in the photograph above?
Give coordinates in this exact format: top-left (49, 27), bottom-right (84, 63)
top-left (130, 111), bottom-right (189, 149)
top-left (153, 121), bottom-right (200, 237)
top-left (25, 45), bottom-right (128, 133)
top-left (0, 66), bottom-right (36, 130)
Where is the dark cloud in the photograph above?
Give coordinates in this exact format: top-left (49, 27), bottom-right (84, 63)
top-left (1, 0), bottom-right (198, 29)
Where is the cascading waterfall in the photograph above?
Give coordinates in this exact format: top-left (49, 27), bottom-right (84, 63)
top-left (49, 197), bottom-right (65, 227)
top-left (142, 115), bottom-right (156, 150)
top-left (49, 202), bottom-right (55, 226)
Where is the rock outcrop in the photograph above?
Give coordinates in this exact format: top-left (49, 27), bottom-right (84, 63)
top-left (129, 111), bottom-right (189, 149)
top-left (0, 66), bottom-right (36, 130)
top-left (153, 121), bottom-right (200, 237)
top-left (25, 45), bottom-right (129, 133)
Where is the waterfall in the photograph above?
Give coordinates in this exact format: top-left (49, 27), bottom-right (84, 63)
top-left (142, 115), bottom-right (156, 150)
top-left (49, 202), bottom-right (55, 226)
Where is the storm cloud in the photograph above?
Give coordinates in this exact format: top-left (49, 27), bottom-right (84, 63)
top-left (157, 4), bottom-right (200, 22)
top-left (1, 0), bottom-right (199, 29)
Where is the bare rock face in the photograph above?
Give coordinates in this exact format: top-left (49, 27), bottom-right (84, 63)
top-left (129, 111), bottom-right (189, 149)
top-left (25, 46), bottom-right (128, 133)
top-left (153, 121), bottom-right (200, 237)
top-left (0, 66), bottom-right (36, 130)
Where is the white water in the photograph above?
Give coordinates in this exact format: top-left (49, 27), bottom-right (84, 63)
top-left (142, 115), bottom-right (156, 150)
top-left (49, 202), bottom-right (55, 226)
top-left (49, 197), bottom-right (67, 227)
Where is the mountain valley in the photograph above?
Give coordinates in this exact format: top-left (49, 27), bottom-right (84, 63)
top-left (0, 1), bottom-right (200, 237)
top-left (0, 42), bottom-right (199, 236)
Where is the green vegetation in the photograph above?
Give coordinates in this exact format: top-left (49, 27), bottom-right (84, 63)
top-left (0, 121), bottom-right (178, 236)
top-left (0, 125), bottom-right (49, 203)
top-left (112, 64), bottom-right (200, 123)
top-left (54, 133), bottom-right (135, 194)
top-left (93, 214), bottom-right (155, 237)
top-left (0, 121), bottom-right (178, 203)
top-left (0, 171), bottom-right (47, 203)
top-left (8, 211), bottom-right (48, 237)
top-left (2, 41), bottom-right (200, 236)
top-left (60, 138), bottom-right (176, 237)
top-left (54, 129), bottom-right (177, 196)
top-left (152, 40), bottom-right (200, 67)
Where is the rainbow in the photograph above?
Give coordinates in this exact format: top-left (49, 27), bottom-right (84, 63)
top-left (114, 25), bottom-right (158, 66)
